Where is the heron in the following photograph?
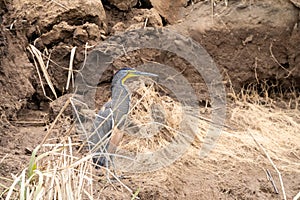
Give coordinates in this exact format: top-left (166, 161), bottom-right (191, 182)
top-left (88, 67), bottom-right (158, 168)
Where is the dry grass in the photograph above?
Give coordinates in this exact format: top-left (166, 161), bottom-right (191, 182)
top-left (27, 45), bottom-right (58, 101)
top-left (231, 102), bottom-right (299, 199)
top-left (1, 1), bottom-right (299, 198)
top-left (1, 76), bottom-right (194, 199)
top-left (4, 141), bottom-right (94, 200)
top-left (120, 79), bottom-right (184, 153)
top-left (2, 40), bottom-right (300, 199)
top-left (2, 69), bottom-right (299, 199)
top-left (227, 80), bottom-right (299, 200)
top-left (2, 80), bottom-right (299, 199)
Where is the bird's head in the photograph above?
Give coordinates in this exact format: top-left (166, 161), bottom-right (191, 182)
top-left (112, 67), bottom-right (158, 85)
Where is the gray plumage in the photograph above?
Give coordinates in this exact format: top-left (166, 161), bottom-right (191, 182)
top-left (88, 68), bottom-right (157, 167)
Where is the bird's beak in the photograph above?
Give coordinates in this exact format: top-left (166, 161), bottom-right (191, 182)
top-left (131, 70), bottom-right (158, 77)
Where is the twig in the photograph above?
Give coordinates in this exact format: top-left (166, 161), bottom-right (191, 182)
top-left (107, 168), bottom-right (134, 196)
top-left (51, 0), bottom-right (69, 10)
top-left (188, 111), bottom-right (234, 130)
top-left (265, 169), bottom-right (279, 194)
top-left (143, 18), bottom-right (148, 29)
top-left (0, 154), bottom-right (8, 164)
top-left (211, 0), bottom-right (215, 22)
top-left (81, 43), bottom-right (90, 72)
top-left (9, 20), bottom-right (16, 30)
top-left (293, 191), bottom-right (300, 200)
top-left (66, 46), bottom-right (77, 90)
top-left (250, 132), bottom-right (287, 200)
top-left (269, 42), bottom-right (295, 78)
top-left (10, 120), bottom-right (46, 126)
top-left (254, 57), bottom-right (259, 83)
top-left (45, 49), bottom-right (51, 70)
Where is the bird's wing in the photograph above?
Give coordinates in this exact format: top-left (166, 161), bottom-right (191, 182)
top-left (89, 101), bottom-right (114, 151)
top-left (89, 100), bottom-right (126, 167)
top-left (89, 100), bottom-right (128, 167)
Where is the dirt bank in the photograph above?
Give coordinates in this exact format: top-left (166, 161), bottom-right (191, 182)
top-left (0, 0), bottom-right (299, 199)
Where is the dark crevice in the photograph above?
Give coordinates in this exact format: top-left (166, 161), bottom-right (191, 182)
top-left (101, 0), bottom-right (129, 11)
top-left (63, 14), bottom-right (101, 26)
top-left (98, 79), bottom-right (112, 85)
top-left (242, 79), bottom-right (299, 100)
top-left (0, 0), bottom-right (8, 23)
top-left (27, 83), bottom-right (62, 110)
top-left (26, 92), bottom-right (42, 110)
top-left (101, 0), bottom-right (112, 8)
top-left (160, 14), bottom-right (168, 26)
top-left (185, 0), bottom-right (194, 7)
top-left (27, 31), bottom-right (40, 44)
top-left (280, 62), bottom-right (290, 69)
top-left (198, 100), bottom-right (211, 107)
top-left (135, 0), bottom-right (153, 9)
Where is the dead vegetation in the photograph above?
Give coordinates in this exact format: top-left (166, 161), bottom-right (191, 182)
top-left (0, 0), bottom-right (300, 199)
top-left (1, 69), bottom-right (299, 199)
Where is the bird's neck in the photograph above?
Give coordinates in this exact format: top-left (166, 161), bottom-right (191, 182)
top-left (111, 80), bottom-right (130, 107)
top-left (111, 80), bottom-right (131, 126)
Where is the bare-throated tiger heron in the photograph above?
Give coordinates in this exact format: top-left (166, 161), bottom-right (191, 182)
top-left (89, 67), bottom-right (158, 167)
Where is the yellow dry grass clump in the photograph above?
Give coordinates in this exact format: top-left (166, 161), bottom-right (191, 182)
top-left (119, 79), bottom-right (184, 153)
top-left (4, 141), bottom-right (95, 200)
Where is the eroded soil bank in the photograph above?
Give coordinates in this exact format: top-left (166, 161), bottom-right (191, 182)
top-left (0, 0), bottom-right (299, 199)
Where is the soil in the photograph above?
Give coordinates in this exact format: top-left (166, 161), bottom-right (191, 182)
top-left (0, 0), bottom-right (300, 199)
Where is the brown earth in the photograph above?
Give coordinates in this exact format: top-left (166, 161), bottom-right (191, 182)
top-left (0, 0), bottom-right (299, 199)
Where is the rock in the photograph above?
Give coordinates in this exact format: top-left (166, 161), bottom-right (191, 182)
top-left (12, 0), bottom-right (107, 97)
top-left (14, 0), bottom-right (106, 34)
top-left (126, 22), bottom-right (144, 31)
top-left (147, 8), bottom-right (163, 27)
top-left (132, 8), bottom-right (163, 27)
top-left (149, 0), bottom-right (187, 24)
top-left (83, 23), bottom-right (101, 40)
top-left (107, 0), bottom-right (138, 11)
top-left (173, 0), bottom-right (300, 92)
top-left (73, 27), bottom-right (89, 44)
top-left (290, 0), bottom-right (300, 8)
top-left (111, 22), bottom-right (127, 34)
top-left (39, 22), bottom-right (75, 46)
top-left (49, 94), bottom-right (73, 119)
top-left (112, 8), bottom-right (163, 33)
